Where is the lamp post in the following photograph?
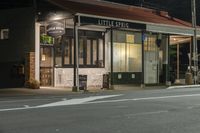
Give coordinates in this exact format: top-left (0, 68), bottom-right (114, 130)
top-left (191, 0), bottom-right (198, 84)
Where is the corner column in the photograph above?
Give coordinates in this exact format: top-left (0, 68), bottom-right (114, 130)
top-left (110, 28), bottom-right (114, 89)
top-left (35, 22), bottom-right (40, 82)
top-left (141, 31), bottom-right (145, 88)
top-left (73, 16), bottom-right (80, 91)
top-left (175, 43), bottom-right (180, 84)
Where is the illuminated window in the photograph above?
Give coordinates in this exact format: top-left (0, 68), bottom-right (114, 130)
top-left (126, 34), bottom-right (134, 43)
top-left (113, 31), bottom-right (142, 72)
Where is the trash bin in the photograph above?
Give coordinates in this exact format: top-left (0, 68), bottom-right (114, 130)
top-left (102, 74), bottom-right (109, 89)
top-left (185, 72), bottom-right (193, 85)
top-left (79, 75), bottom-right (87, 90)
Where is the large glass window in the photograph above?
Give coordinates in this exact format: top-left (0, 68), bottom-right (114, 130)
top-left (54, 29), bottom-right (105, 68)
top-left (113, 31), bottom-right (142, 72)
top-left (113, 43), bottom-right (126, 72)
top-left (99, 39), bottom-right (104, 66)
top-left (79, 38), bottom-right (84, 65)
top-left (54, 37), bottom-right (62, 67)
top-left (126, 43), bottom-right (142, 72)
top-left (63, 38), bottom-right (70, 65)
top-left (92, 39), bottom-right (97, 65)
top-left (40, 47), bottom-right (53, 67)
top-left (86, 39), bottom-right (91, 65)
top-left (54, 46), bottom-right (62, 67)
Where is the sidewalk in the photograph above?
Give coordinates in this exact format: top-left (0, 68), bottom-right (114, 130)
top-left (0, 87), bottom-right (75, 97)
top-left (1, 84), bottom-right (199, 98)
top-left (167, 84), bottom-right (200, 89)
top-left (0, 85), bottom-right (168, 97)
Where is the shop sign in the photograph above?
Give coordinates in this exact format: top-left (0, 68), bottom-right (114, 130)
top-left (47, 22), bottom-right (65, 37)
top-left (78, 16), bottom-right (146, 30)
top-left (98, 19), bottom-right (129, 28)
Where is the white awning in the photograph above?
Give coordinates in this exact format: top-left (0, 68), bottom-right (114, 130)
top-left (147, 24), bottom-right (200, 36)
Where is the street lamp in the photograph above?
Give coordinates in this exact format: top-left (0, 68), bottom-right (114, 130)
top-left (191, 0), bottom-right (198, 84)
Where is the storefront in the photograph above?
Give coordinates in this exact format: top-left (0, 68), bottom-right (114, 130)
top-left (34, 0), bottom-right (200, 89)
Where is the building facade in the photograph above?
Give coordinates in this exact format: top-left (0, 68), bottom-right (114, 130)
top-left (0, 0), bottom-right (199, 89)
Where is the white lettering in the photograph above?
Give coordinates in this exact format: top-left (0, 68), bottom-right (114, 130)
top-left (98, 19), bottom-right (129, 28)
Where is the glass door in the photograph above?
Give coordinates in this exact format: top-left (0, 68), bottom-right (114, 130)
top-left (40, 46), bottom-right (54, 86)
top-left (144, 35), bottom-right (159, 84)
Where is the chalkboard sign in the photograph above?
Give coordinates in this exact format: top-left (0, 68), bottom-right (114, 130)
top-left (102, 74), bottom-right (109, 89)
top-left (79, 75), bottom-right (87, 90)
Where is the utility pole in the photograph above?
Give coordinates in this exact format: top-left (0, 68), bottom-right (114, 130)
top-left (191, 0), bottom-right (198, 84)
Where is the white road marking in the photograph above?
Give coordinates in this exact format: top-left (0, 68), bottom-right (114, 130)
top-left (167, 85), bottom-right (200, 89)
top-left (37, 95), bottom-right (122, 108)
top-left (24, 105), bottom-right (30, 108)
top-left (87, 93), bottom-right (200, 104)
top-left (1, 93), bottom-right (200, 112)
top-left (0, 95), bottom-right (122, 112)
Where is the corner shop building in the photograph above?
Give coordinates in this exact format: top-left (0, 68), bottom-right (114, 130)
top-left (0, 0), bottom-right (199, 89)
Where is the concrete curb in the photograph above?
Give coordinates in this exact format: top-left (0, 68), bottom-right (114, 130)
top-left (167, 85), bottom-right (200, 89)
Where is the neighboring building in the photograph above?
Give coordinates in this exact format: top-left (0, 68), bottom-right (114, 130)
top-left (0, 0), bottom-right (199, 89)
top-left (0, 7), bottom-right (35, 88)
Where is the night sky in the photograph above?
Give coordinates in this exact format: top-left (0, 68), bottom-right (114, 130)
top-left (106, 0), bottom-right (200, 24)
top-left (0, 0), bottom-right (199, 24)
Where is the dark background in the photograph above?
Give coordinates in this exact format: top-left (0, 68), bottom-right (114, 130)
top-left (107, 0), bottom-right (200, 24)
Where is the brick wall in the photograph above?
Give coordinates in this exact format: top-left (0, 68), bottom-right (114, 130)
top-left (25, 52), bottom-right (35, 82)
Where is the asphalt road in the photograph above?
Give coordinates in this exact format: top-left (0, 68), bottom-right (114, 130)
top-left (1, 87), bottom-right (200, 133)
